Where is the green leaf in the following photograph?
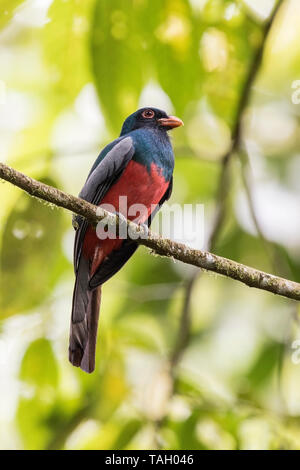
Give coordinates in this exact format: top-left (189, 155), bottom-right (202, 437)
top-left (113, 419), bottom-right (142, 449)
top-left (42, 0), bottom-right (95, 107)
top-left (166, 411), bottom-right (207, 450)
top-left (246, 341), bottom-right (283, 389)
top-left (91, 0), bottom-right (150, 132)
top-left (174, 157), bottom-right (221, 202)
top-left (152, 1), bottom-right (205, 116)
top-left (20, 338), bottom-right (58, 388)
top-left (0, 178), bottom-right (66, 317)
top-left (17, 338), bottom-right (59, 449)
top-left (17, 397), bottom-right (53, 450)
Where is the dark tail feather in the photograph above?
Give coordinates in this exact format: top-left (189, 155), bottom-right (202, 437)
top-left (80, 286), bottom-right (101, 373)
top-left (69, 257), bottom-right (101, 373)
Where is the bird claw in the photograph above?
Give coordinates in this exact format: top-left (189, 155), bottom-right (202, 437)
top-left (113, 212), bottom-right (148, 240)
top-left (114, 211), bottom-right (128, 225)
top-left (72, 214), bottom-right (82, 230)
top-left (138, 222), bottom-right (149, 239)
top-left (113, 211), bottom-right (129, 238)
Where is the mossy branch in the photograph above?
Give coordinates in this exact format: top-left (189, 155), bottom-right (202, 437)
top-left (1, 162), bottom-right (299, 302)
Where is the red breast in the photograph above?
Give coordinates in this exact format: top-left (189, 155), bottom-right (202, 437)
top-left (83, 160), bottom-right (169, 274)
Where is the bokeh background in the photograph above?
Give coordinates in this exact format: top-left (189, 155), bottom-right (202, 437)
top-left (1, 0), bottom-right (300, 450)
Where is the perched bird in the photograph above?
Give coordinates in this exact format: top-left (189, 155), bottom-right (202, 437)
top-left (70, 107), bottom-right (183, 373)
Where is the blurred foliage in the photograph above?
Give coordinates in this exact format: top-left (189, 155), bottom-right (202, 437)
top-left (0, 1), bottom-right (23, 29)
top-left (1, 0), bottom-right (300, 450)
top-left (0, 178), bottom-right (66, 318)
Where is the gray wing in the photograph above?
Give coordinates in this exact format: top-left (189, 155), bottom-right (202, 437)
top-left (73, 136), bottom-right (135, 273)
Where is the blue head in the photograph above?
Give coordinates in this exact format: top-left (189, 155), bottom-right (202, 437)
top-left (120, 107), bottom-right (183, 136)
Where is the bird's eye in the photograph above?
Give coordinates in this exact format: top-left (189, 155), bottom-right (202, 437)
top-left (141, 109), bottom-right (155, 119)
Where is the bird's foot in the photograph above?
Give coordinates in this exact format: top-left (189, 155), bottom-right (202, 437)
top-left (111, 212), bottom-right (149, 240)
top-left (113, 211), bottom-right (129, 238)
top-left (72, 214), bottom-right (83, 230)
top-left (137, 222), bottom-right (149, 239)
top-left (114, 211), bottom-right (128, 224)
top-left (128, 221), bottom-right (149, 240)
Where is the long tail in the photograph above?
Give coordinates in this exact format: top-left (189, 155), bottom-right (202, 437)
top-left (69, 257), bottom-right (101, 373)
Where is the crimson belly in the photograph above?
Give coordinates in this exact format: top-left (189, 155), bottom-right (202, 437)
top-left (82, 160), bottom-right (169, 274)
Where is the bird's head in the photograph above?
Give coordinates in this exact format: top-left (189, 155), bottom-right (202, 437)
top-left (120, 107), bottom-right (183, 136)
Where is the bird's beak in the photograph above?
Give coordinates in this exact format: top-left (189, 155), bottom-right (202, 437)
top-left (157, 116), bottom-right (184, 129)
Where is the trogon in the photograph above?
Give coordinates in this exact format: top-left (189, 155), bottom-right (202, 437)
top-left (70, 107), bottom-right (183, 373)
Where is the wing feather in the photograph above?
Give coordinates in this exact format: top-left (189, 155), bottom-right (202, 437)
top-left (73, 136), bottom-right (134, 272)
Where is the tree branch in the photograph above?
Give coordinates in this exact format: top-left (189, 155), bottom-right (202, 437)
top-left (0, 161), bottom-right (299, 302)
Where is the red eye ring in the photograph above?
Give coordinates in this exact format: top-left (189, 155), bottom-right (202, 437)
top-left (141, 109), bottom-right (155, 119)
